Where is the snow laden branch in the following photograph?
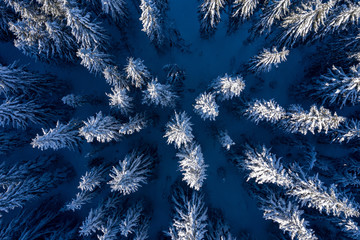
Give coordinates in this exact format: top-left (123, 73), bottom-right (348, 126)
top-left (249, 47), bottom-right (289, 73)
top-left (337, 219), bottom-right (360, 239)
top-left (97, 215), bottom-right (121, 240)
top-left (133, 216), bottom-right (150, 240)
top-left (63, 2), bottom-right (108, 49)
top-left (79, 111), bottom-right (121, 143)
top-left (79, 207), bottom-right (105, 236)
top-left (6, 0), bottom-right (77, 62)
top-left (0, 156), bottom-right (68, 216)
top-left (164, 111), bottom-right (194, 149)
top-left (193, 92), bottom-right (219, 121)
top-left (31, 120), bottom-right (81, 151)
top-left (108, 151), bottom-right (153, 195)
top-left (176, 142), bottom-right (208, 191)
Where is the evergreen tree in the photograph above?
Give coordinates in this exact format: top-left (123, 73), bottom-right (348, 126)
top-left (139, 0), bottom-right (164, 45)
top-left (194, 92), bottom-right (219, 121)
top-left (242, 144), bottom-right (293, 188)
top-left (0, 156), bottom-right (69, 216)
top-left (0, 97), bottom-right (52, 129)
top-left (124, 57), bottom-right (151, 88)
top-left (0, 62), bottom-right (55, 97)
top-left (288, 171), bottom-right (360, 218)
top-left (77, 47), bottom-right (113, 74)
top-left (211, 73), bottom-right (245, 100)
top-left (164, 111), bottom-right (194, 149)
top-left (166, 188), bottom-right (208, 240)
top-left (78, 166), bottom-right (107, 192)
top-left (163, 64), bottom-right (185, 84)
top-left (103, 65), bottom-right (129, 88)
top-left (176, 143), bottom-right (208, 191)
top-left (199, 0), bottom-right (226, 38)
top-left (312, 65), bottom-right (360, 108)
top-left (79, 195), bottom-right (121, 237)
top-left (244, 99), bottom-right (286, 124)
top-left (64, 190), bottom-right (95, 212)
top-left (280, 0), bottom-right (336, 47)
top-left (119, 202), bottom-right (143, 237)
top-left (133, 217), bottom-right (150, 240)
top-left (249, 47), bottom-right (289, 73)
top-left (100, 0), bottom-right (127, 24)
top-left (252, 0), bottom-right (291, 35)
top-left (218, 131), bottom-right (235, 151)
top-left (229, 0), bottom-right (259, 32)
top-left (79, 111), bottom-right (121, 143)
top-left (62, 94), bottom-right (86, 108)
top-left (232, 0), bottom-right (259, 21)
top-left (0, 201), bottom-right (77, 240)
top-left (31, 120), bottom-right (81, 151)
top-left (108, 151), bottom-right (153, 195)
top-left (283, 105), bottom-right (345, 135)
top-left (79, 207), bottom-right (105, 236)
top-left (106, 86), bottom-right (133, 115)
top-left (142, 78), bottom-right (177, 108)
top-left (63, 2), bottom-right (108, 49)
top-left (260, 194), bottom-right (318, 240)
top-left (243, 145), bottom-right (360, 218)
top-left (119, 113), bottom-right (148, 135)
top-left (322, 2), bottom-right (360, 36)
top-left (6, 0), bottom-right (76, 62)
top-left (332, 119), bottom-right (360, 143)
top-left (97, 215), bottom-right (121, 240)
